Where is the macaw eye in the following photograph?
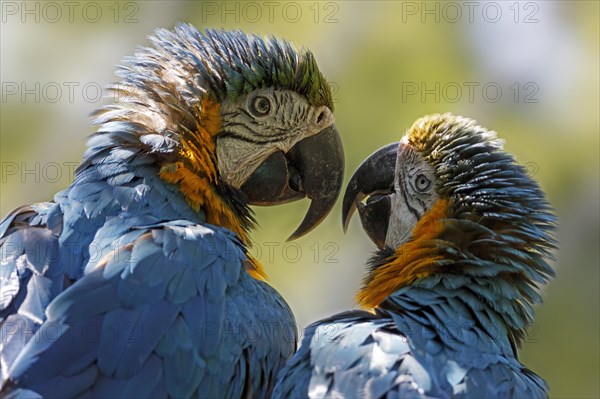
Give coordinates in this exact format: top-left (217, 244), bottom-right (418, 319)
top-left (414, 174), bottom-right (432, 193)
top-left (249, 96), bottom-right (271, 116)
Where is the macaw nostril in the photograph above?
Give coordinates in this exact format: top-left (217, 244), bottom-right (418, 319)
top-left (316, 111), bottom-right (325, 125)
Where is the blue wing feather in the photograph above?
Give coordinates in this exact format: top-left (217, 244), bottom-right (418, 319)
top-left (98, 301), bottom-right (180, 378)
top-left (0, 204), bottom-right (64, 387)
top-left (273, 302), bottom-right (547, 399)
top-left (4, 221), bottom-right (296, 398)
top-left (2, 141), bottom-right (295, 398)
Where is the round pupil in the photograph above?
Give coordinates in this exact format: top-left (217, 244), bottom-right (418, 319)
top-left (254, 97), bottom-right (269, 114)
top-left (416, 175), bottom-right (429, 190)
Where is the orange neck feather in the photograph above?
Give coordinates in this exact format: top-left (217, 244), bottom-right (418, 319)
top-left (356, 198), bottom-right (451, 309)
top-left (158, 97), bottom-right (269, 282)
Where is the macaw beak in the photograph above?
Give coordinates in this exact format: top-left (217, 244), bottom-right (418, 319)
top-left (342, 142), bottom-right (398, 249)
top-left (241, 124), bottom-right (344, 240)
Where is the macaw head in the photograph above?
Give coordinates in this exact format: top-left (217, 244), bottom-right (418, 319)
top-left (89, 24), bottom-right (343, 244)
top-left (343, 113), bottom-right (556, 344)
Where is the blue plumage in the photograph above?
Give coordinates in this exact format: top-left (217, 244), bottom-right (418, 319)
top-left (274, 114), bottom-right (555, 398)
top-left (274, 293), bottom-right (547, 398)
top-left (0, 24), bottom-right (348, 397)
top-left (3, 212), bottom-right (296, 397)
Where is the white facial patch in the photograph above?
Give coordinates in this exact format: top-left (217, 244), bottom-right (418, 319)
top-left (216, 88), bottom-right (334, 188)
top-left (385, 144), bottom-right (438, 249)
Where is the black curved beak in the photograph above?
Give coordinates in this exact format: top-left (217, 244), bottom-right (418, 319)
top-left (241, 125), bottom-right (344, 240)
top-left (342, 142), bottom-right (398, 249)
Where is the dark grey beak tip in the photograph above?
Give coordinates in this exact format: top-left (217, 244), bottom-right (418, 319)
top-left (287, 124), bottom-right (345, 240)
top-left (342, 181), bottom-right (362, 234)
top-left (342, 200), bottom-right (362, 234)
top-left (241, 124), bottom-right (344, 241)
top-left (341, 142), bottom-right (398, 234)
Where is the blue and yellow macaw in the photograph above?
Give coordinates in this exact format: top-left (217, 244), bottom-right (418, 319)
top-left (274, 114), bottom-right (556, 398)
top-left (0, 25), bottom-right (344, 398)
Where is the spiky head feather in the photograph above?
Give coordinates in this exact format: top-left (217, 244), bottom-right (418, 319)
top-left (367, 114), bottom-right (557, 345)
top-left (406, 114), bottom-right (556, 271)
top-left (126, 24), bottom-right (334, 112)
top-left (87, 25), bottom-right (334, 250)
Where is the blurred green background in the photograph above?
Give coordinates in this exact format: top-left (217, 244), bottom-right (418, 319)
top-left (1, 1), bottom-right (598, 397)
